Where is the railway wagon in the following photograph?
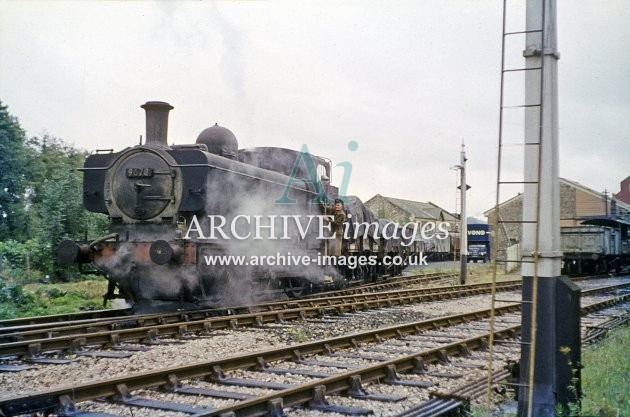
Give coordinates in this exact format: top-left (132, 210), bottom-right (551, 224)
top-left (561, 219), bottom-right (629, 274)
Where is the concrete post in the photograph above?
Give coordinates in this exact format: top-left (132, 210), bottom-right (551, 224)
top-left (518, 0), bottom-right (579, 416)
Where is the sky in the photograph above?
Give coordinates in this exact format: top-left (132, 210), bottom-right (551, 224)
top-left (0, 0), bottom-right (628, 219)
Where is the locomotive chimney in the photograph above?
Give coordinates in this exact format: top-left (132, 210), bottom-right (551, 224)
top-left (140, 101), bottom-right (174, 146)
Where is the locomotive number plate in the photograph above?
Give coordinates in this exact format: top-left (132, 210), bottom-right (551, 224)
top-left (126, 167), bottom-right (154, 178)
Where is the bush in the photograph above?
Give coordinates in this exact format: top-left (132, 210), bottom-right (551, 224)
top-left (44, 287), bottom-right (67, 299)
top-left (0, 278), bottom-right (34, 306)
top-left (0, 277), bottom-right (36, 318)
top-left (0, 239), bottom-right (49, 279)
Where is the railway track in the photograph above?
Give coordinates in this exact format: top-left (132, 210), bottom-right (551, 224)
top-left (1, 292), bottom-right (627, 417)
top-left (0, 303), bottom-right (523, 416)
top-left (0, 271), bottom-right (616, 335)
top-left (0, 280), bottom-right (523, 354)
top-left (0, 280), bottom-right (627, 365)
top-left (0, 272), bottom-right (455, 333)
top-left (0, 271), bottom-right (616, 336)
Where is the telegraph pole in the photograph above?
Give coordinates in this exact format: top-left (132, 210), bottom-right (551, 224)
top-left (459, 143), bottom-right (468, 285)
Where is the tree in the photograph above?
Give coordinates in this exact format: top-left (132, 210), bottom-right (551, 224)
top-left (0, 102), bottom-right (108, 280)
top-left (25, 135), bottom-right (108, 276)
top-left (0, 101), bottom-right (28, 241)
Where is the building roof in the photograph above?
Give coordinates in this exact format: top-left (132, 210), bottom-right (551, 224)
top-left (560, 178), bottom-right (606, 200)
top-left (482, 192), bottom-right (522, 217)
top-left (483, 177), bottom-right (630, 216)
top-left (366, 194), bottom-right (458, 222)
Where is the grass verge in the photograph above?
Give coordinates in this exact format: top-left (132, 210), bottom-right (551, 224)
top-left (0, 278), bottom-right (109, 319)
top-left (467, 325), bottom-right (629, 417)
top-left (581, 324), bottom-right (629, 416)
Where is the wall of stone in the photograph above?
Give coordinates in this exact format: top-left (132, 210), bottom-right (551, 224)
top-left (485, 195), bottom-right (523, 262)
top-left (364, 195), bottom-right (413, 224)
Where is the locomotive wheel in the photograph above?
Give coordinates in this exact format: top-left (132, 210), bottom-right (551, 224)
top-left (361, 264), bottom-right (374, 282)
top-left (286, 278), bottom-right (308, 298)
top-left (353, 265), bottom-right (365, 281)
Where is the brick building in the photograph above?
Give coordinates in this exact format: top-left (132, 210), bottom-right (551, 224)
top-left (614, 176), bottom-right (630, 205)
top-left (484, 177), bottom-right (630, 262)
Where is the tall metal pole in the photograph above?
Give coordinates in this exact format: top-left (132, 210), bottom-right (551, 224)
top-left (459, 143), bottom-right (468, 285)
top-left (518, 0), bottom-right (580, 415)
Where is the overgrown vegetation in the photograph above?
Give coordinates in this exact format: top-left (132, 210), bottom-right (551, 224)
top-left (581, 324), bottom-right (629, 417)
top-left (466, 325), bottom-right (629, 417)
top-left (0, 276), bottom-right (108, 319)
top-left (0, 100), bottom-right (108, 283)
top-left (285, 326), bottom-right (312, 343)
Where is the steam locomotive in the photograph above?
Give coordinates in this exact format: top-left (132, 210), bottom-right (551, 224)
top-left (57, 102), bottom-right (420, 311)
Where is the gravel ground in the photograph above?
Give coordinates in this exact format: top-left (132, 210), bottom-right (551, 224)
top-left (0, 292), bottom-right (517, 398)
top-left (1, 274), bottom-right (627, 416)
